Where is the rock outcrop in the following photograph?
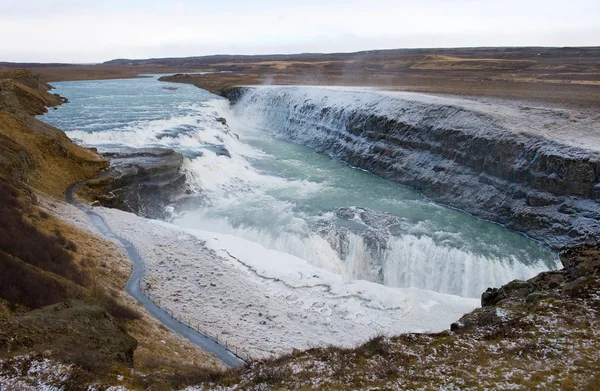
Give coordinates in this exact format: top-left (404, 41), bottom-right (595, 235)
top-left (454, 244), bottom-right (600, 332)
top-left (226, 86), bottom-right (600, 249)
top-left (0, 69), bottom-right (66, 117)
top-left (184, 242), bottom-right (600, 389)
top-left (83, 148), bottom-right (188, 219)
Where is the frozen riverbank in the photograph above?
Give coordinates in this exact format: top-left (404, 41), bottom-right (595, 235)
top-left (96, 206), bottom-right (478, 358)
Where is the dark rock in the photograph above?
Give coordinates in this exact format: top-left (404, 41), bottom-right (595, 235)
top-left (334, 207), bottom-right (357, 220)
top-left (529, 270), bottom-right (565, 290)
top-left (459, 244), bottom-right (600, 332)
top-left (525, 191), bottom-right (560, 207)
top-left (592, 183), bottom-right (600, 199)
top-left (215, 146), bottom-right (231, 158)
top-left (203, 144), bottom-right (231, 158)
top-left (558, 202), bottom-right (576, 214)
top-left (481, 288), bottom-right (499, 307)
top-left (85, 147), bottom-right (187, 219)
top-left (481, 280), bottom-right (534, 307)
top-left (221, 86), bottom-right (250, 104)
top-left (562, 277), bottom-right (589, 296)
top-left (525, 292), bottom-right (546, 303)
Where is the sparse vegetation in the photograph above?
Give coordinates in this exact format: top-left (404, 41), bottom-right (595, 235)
top-left (1, 55), bottom-right (599, 389)
top-left (0, 180), bottom-right (87, 310)
top-left (153, 47), bottom-right (600, 109)
top-left (0, 251), bottom-right (70, 311)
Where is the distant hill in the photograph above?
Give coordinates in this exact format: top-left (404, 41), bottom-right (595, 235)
top-left (102, 46), bottom-right (600, 67)
top-left (0, 62), bottom-right (74, 68)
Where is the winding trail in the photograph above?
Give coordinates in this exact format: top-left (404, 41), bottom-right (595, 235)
top-left (66, 183), bottom-right (245, 367)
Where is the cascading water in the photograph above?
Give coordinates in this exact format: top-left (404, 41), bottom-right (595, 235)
top-left (42, 77), bottom-right (560, 300)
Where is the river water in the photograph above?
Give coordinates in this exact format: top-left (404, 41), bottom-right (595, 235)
top-left (42, 75), bottom-right (559, 299)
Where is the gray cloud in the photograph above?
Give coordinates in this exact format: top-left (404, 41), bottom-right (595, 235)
top-left (1, 0), bottom-right (598, 62)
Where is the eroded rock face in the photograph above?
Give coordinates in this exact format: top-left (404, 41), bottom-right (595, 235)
top-left (0, 69), bottom-right (66, 118)
top-left (228, 86), bottom-right (600, 249)
top-left (480, 245), bottom-right (600, 307)
top-left (84, 147), bottom-right (188, 219)
top-left (0, 69), bottom-right (108, 198)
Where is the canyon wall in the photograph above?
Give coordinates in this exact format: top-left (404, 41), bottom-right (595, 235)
top-left (226, 86), bottom-right (600, 249)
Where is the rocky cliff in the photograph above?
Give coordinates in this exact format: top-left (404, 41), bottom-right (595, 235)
top-left (0, 70), bottom-right (141, 383)
top-left (226, 86), bottom-right (600, 250)
top-left (83, 147), bottom-right (188, 219)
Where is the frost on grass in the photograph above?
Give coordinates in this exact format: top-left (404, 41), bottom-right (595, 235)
top-left (186, 245), bottom-right (600, 390)
top-left (0, 354), bottom-right (73, 391)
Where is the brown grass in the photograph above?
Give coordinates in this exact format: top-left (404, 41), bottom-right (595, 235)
top-left (30, 65), bottom-right (204, 82)
top-left (0, 112), bottom-right (108, 198)
top-left (0, 180), bottom-right (88, 310)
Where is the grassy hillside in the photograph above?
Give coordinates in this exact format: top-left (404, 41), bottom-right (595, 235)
top-left (0, 70), bottom-right (224, 390)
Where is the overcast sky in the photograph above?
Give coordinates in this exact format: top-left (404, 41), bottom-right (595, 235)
top-left (1, 0), bottom-right (598, 63)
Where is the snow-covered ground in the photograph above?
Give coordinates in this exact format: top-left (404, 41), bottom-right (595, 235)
top-left (96, 206), bottom-right (478, 358)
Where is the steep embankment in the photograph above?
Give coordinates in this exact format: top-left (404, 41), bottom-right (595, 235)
top-left (0, 70), bottom-right (189, 220)
top-left (0, 69), bottom-right (108, 197)
top-left (0, 70), bottom-right (141, 384)
top-left (226, 86), bottom-right (600, 250)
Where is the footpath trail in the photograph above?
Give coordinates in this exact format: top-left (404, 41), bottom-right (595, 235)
top-left (66, 183), bottom-right (245, 368)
